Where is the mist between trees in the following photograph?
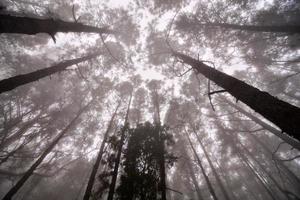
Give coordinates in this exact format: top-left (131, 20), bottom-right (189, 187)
top-left (0, 0), bottom-right (299, 200)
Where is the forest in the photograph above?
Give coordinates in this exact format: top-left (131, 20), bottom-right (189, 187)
top-left (0, 0), bottom-right (300, 199)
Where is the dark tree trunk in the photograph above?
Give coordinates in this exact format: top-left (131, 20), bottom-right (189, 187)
top-left (83, 102), bottom-right (121, 200)
top-left (1, 101), bottom-right (92, 200)
top-left (223, 98), bottom-right (300, 151)
top-left (204, 22), bottom-right (300, 34)
top-left (184, 130), bottom-right (219, 200)
top-left (0, 14), bottom-right (113, 38)
top-left (0, 53), bottom-right (100, 94)
top-left (174, 52), bottom-right (300, 141)
top-left (190, 124), bottom-right (231, 200)
top-left (107, 94), bottom-right (132, 200)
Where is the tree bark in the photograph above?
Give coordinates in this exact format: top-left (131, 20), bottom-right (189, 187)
top-left (0, 53), bottom-right (100, 94)
top-left (174, 52), bottom-right (300, 141)
top-left (203, 22), bottom-right (300, 34)
top-left (223, 97), bottom-right (300, 151)
top-left (1, 101), bottom-right (92, 200)
top-left (83, 102), bottom-right (121, 200)
top-left (184, 130), bottom-right (219, 200)
top-left (107, 94), bottom-right (132, 200)
top-left (0, 14), bottom-right (113, 38)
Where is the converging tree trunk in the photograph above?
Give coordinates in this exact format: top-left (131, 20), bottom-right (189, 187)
top-left (174, 52), bottom-right (300, 141)
top-left (107, 94), bottom-right (132, 200)
top-left (1, 101), bottom-right (92, 200)
top-left (202, 22), bottom-right (300, 34)
top-left (189, 124), bottom-right (231, 200)
top-left (223, 97), bottom-right (300, 151)
top-left (83, 102), bottom-right (121, 200)
top-left (0, 14), bottom-right (113, 40)
top-left (184, 130), bottom-right (219, 200)
top-left (0, 53), bottom-right (100, 94)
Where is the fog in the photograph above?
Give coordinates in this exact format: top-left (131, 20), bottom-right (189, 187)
top-left (0, 0), bottom-right (299, 200)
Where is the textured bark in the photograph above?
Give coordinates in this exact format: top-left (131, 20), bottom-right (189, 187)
top-left (203, 22), bottom-right (300, 34)
top-left (0, 53), bottom-right (100, 94)
top-left (107, 94), bottom-right (132, 200)
top-left (224, 98), bottom-right (300, 151)
top-left (190, 125), bottom-right (231, 200)
top-left (1, 101), bottom-right (91, 200)
top-left (185, 130), bottom-right (219, 200)
top-left (0, 14), bottom-right (113, 37)
top-left (174, 52), bottom-right (300, 141)
top-left (83, 102), bottom-right (121, 200)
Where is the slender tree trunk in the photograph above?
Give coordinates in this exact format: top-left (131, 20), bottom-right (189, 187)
top-left (190, 125), bottom-right (231, 200)
top-left (184, 130), bottom-right (219, 200)
top-left (107, 94), bottom-right (132, 200)
top-left (238, 141), bottom-right (299, 200)
top-left (214, 121), bottom-right (277, 200)
top-left (223, 98), bottom-right (300, 151)
top-left (203, 22), bottom-right (300, 34)
top-left (186, 152), bottom-right (204, 200)
top-left (248, 132), bottom-right (300, 192)
top-left (1, 101), bottom-right (92, 200)
top-left (83, 102), bottom-right (121, 200)
top-left (0, 14), bottom-right (113, 38)
top-left (174, 52), bottom-right (300, 140)
top-left (0, 53), bottom-right (100, 94)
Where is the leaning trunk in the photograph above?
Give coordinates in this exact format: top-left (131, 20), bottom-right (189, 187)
top-left (204, 22), bottom-right (300, 34)
top-left (83, 102), bottom-right (121, 200)
top-left (107, 94), bottom-right (132, 200)
top-left (0, 14), bottom-right (113, 38)
top-left (223, 97), bottom-right (300, 151)
top-left (174, 52), bottom-right (300, 141)
top-left (1, 101), bottom-right (92, 200)
top-left (0, 53), bottom-right (100, 94)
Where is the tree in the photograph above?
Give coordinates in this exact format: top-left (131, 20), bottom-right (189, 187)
top-left (0, 14), bottom-right (113, 41)
top-left (173, 51), bottom-right (300, 140)
top-left (0, 52), bottom-right (101, 94)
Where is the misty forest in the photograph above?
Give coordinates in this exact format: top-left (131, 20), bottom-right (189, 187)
top-left (0, 0), bottom-right (300, 199)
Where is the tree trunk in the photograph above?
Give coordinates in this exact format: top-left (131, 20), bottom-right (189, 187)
top-left (204, 22), bottom-right (300, 34)
top-left (238, 141), bottom-right (299, 200)
top-left (190, 124), bottom-right (231, 200)
top-left (83, 102), bottom-right (121, 200)
top-left (184, 130), bottom-right (219, 200)
top-left (185, 151), bottom-right (204, 200)
top-left (174, 52), bottom-right (300, 141)
top-left (1, 101), bottom-right (92, 200)
top-left (107, 94), bottom-right (132, 200)
top-left (223, 97), bottom-right (300, 151)
top-left (214, 121), bottom-right (277, 200)
top-left (0, 53), bottom-right (100, 94)
top-left (0, 14), bottom-right (113, 39)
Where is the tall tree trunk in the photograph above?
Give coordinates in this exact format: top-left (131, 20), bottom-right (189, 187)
top-left (190, 124), bottom-right (231, 200)
top-left (174, 52), bottom-right (300, 141)
top-left (238, 141), bottom-right (299, 200)
top-left (83, 102), bottom-right (121, 200)
top-left (0, 53), bottom-right (100, 94)
top-left (184, 130), bottom-right (219, 200)
top-left (0, 14), bottom-right (113, 39)
top-left (248, 132), bottom-right (300, 192)
top-left (185, 150), bottom-right (204, 200)
top-left (107, 94), bottom-right (132, 200)
top-left (1, 101), bottom-right (92, 200)
top-left (214, 121), bottom-right (277, 200)
top-left (203, 22), bottom-right (300, 34)
top-left (223, 97), bottom-right (300, 151)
